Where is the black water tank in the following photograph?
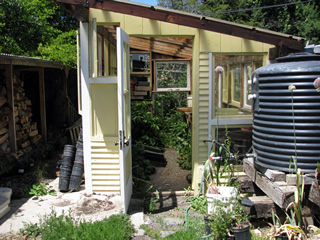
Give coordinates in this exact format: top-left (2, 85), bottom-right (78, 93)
top-left (252, 52), bottom-right (320, 173)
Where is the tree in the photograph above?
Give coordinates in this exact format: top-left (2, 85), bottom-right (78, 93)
top-left (157, 0), bottom-right (320, 43)
top-left (0, 0), bottom-right (78, 67)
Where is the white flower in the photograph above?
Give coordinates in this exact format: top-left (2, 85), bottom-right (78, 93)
top-left (215, 66), bottom-right (224, 73)
top-left (288, 85), bottom-right (296, 91)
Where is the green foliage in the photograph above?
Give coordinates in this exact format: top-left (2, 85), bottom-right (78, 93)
top-left (145, 190), bottom-right (160, 213)
top-left (132, 92), bottom-right (192, 171)
top-left (207, 203), bottom-right (234, 240)
top-left (29, 183), bottom-right (56, 197)
top-left (165, 228), bottom-right (203, 239)
top-left (0, 0), bottom-right (78, 67)
top-left (38, 30), bottom-right (77, 68)
top-left (21, 211), bottom-right (135, 240)
top-left (140, 224), bottom-right (161, 239)
top-left (158, 0), bottom-right (320, 43)
top-left (131, 101), bottom-right (164, 147)
top-left (132, 142), bottom-right (155, 193)
top-left (186, 196), bottom-right (207, 214)
top-left (161, 109), bottom-right (192, 170)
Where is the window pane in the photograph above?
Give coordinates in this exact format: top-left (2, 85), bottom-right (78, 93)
top-left (131, 53), bottom-right (150, 72)
top-left (232, 66), bottom-right (241, 103)
top-left (156, 62), bottom-right (188, 90)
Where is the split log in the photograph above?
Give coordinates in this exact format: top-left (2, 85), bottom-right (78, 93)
top-left (21, 140), bottom-right (30, 148)
top-left (0, 128), bottom-right (8, 135)
top-left (0, 133), bottom-right (8, 145)
top-left (29, 129), bottom-right (38, 137)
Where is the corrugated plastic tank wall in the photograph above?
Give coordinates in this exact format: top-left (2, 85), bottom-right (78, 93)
top-left (252, 53), bottom-right (320, 173)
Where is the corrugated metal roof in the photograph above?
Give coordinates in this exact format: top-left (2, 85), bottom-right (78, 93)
top-left (0, 53), bottom-right (65, 69)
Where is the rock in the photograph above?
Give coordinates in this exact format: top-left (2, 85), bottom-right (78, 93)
top-left (163, 217), bottom-right (184, 226)
top-left (160, 231), bottom-right (176, 238)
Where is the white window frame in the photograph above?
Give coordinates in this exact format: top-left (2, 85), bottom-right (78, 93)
top-left (155, 60), bottom-right (191, 92)
top-left (243, 63), bottom-right (253, 109)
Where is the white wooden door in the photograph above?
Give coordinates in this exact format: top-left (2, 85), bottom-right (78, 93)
top-left (117, 27), bottom-right (132, 213)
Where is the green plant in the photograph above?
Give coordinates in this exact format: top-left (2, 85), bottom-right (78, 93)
top-left (146, 189), bottom-right (160, 213)
top-left (231, 199), bottom-right (250, 227)
top-left (140, 224), bottom-right (162, 239)
top-left (132, 142), bottom-right (155, 193)
top-left (20, 222), bottom-right (42, 239)
top-left (20, 210), bottom-right (135, 240)
top-left (186, 195), bottom-right (207, 214)
top-left (29, 183), bottom-right (56, 197)
top-left (207, 201), bottom-right (234, 240)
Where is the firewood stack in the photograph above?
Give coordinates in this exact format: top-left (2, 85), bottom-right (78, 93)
top-left (0, 84), bottom-right (9, 156)
top-left (0, 72), bottom-right (42, 159)
top-left (13, 74), bottom-right (42, 158)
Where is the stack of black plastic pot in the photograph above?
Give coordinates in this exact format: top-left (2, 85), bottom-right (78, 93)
top-left (58, 145), bottom-right (76, 192)
top-left (69, 130), bottom-right (84, 192)
top-left (58, 129), bottom-right (84, 192)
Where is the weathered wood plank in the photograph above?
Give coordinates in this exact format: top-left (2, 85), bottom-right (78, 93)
top-left (248, 196), bottom-right (275, 219)
top-left (309, 181), bottom-right (320, 207)
top-left (243, 158), bottom-right (296, 209)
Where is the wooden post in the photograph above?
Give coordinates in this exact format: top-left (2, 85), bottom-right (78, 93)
top-left (38, 67), bottom-right (47, 142)
top-left (5, 64), bottom-right (17, 153)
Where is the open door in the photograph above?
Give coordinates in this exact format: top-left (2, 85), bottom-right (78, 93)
top-left (117, 27), bottom-right (132, 213)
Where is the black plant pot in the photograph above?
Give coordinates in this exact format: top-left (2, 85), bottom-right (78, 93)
top-left (232, 222), bottom-right (251, 240)
top-left (204, 215), bottom-right (214, 235)
top-left (275, 235), bottom-right (289, 240)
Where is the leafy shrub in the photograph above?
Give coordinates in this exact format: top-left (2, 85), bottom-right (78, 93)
top-left (131, 101), bottom-right (164, 147)
top-left (21, 211), bottom-right (135, 240)
top-left (132, 142), bottom-right (155, 193)
top-left (29, 183), bottom-right (56, 197)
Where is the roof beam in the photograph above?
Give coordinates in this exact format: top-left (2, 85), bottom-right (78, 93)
top-left (88, 0), bottom-right (304, 51)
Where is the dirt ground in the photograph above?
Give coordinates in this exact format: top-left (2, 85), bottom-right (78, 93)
top-left (149, 148), bottom-right (192, 192)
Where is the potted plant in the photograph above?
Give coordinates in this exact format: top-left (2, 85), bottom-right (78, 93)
top-left (205, 200), bottom-right (234, 239)
top-left (230, 200), bottom-right (251, 240)
top-left (204, 144), bottom-right (237, 214)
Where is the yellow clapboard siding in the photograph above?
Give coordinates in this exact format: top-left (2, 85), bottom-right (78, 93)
top-left (91, 148), bottom-right (118, 153)
top-left (91, 169), bottom-right (120, 175)
top-left (92, 158), bottom-right (119, 164)
top-left (92, 186), bottom-right (121, 191)
top-left (92, 175), bottom-right (120, 180)
top-left (91, 153), bottom-right (119, 159)
top-left (92, 180), bottom-right (120, 186)
top-left (92, 164), bottom-right (120, 170)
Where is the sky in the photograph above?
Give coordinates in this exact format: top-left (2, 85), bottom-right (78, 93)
top-left (130, 0), bottom-right (158, 6)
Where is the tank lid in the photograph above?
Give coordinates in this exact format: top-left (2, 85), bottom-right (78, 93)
top-left (276, 52), bottom-right (320, 62)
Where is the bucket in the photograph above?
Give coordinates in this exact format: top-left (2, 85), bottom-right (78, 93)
top-left (207, 186), bottom-right (237, 214)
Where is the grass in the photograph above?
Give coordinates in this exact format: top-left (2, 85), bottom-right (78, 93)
top-left (20, 210), bottom-right (135, 240)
